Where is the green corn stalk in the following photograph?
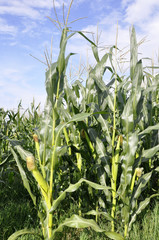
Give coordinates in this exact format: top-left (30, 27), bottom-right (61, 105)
top-left (111, 135), bottom-right (121, 231)
top-left (7, 2), bottom-right (122, 239)
top-left (111, 22), bottom-right (119, 232)
top-left (63, 127), bottom-right (71, 155)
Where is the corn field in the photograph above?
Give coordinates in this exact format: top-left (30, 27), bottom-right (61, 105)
top-left (0, 1), bottom-right (159, 240)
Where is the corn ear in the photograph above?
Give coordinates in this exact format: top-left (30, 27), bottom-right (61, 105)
top-left (32, 169), bottom-right (48, 194)
top-left (33, 134), bottom-right (39, 143)
top-left (26, 155), bottom-right (49, 207)
top-left (33, 134), bottom-right (45, 178)
top-left (32, 169), bottom-right (50, 208)
top-left (26, 155), bottom-right (36, 171)
top-left (136, 167), bottom-right (143, 178)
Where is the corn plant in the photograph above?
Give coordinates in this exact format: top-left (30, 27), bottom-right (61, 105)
top-left (89, 26), bottom-right (159, 238)
top-left (7, 2), bottom-right (125, 240)
top-left (4, 0), bottom-right (159, 239)
top-left (0, 101), bottom-right (41, 189)
top-left (58, 24), bottom-right (159, 239)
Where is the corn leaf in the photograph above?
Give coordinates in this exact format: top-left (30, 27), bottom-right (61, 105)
top-left (45, 62), bottom-right (57, 104)
top-left (77, 32), bottom-right (96, 46)
top-left (52, 214), bottom-right (124, 240)
top-left (15, 145), bottom-right (33, 161)
top-left (0, 154), bottom-right (11, 166)
top-left (105, 232), bottom-right (124, 240)
top-left (131, 172), bottom-right (152, 210)
top-left (118, 132), bottom-right (138, 198)
top-left (73, 80), bottom-right (86, 111)
top-left (10, 148), bottom-right (36, 205)
top-left (50, 178), bottom-right (111, 212)
top-left (130, 25), bottom-right (138, 81)
top-left (121, 96), bottom-right (134, 135)
top-left (142, 144), bottom-right (159, 158)
top-left (95, 114), bottom-right (112, 145)
top-left (52, 214), bottom-right (105, 236)
top-left (85, 210), bottom-right (114, 222)
top-left (8, 229), bottom-right (42, 240)
top-left (107, 95), bottom-right (114, 112)
top-left (55, 112), bottom-right (91, 145)
top-left (87, 128), bottom-right (110, 198)
top-left (109, 45), bottom-right (116, 72)
top-left (5, 138), bottom-right (32, 161)
top-left (50, 112), bottom-right (91, 169)
top-left (89, 53), bottom-right (109, 91)
top-left (64, 77), bottom-right (78, 108)
top-left (132, 59), bottom-right (143, 95)
top-left (139, 123), bottom-right (159, 135)
top-left (131, 60), bottom-right (143, 119)
top-left (57, 28), bottom-right (68, 74)
top-left (92, 44), bottom-right (100, 62)
top-left (155, 166), bottom-right (159, 172)
top-left (143, 85), bottom-right (159, 94)
top-left (88, 128), bottom-right (110, 176)
top-left (129, 194), bottom-right (159, 231)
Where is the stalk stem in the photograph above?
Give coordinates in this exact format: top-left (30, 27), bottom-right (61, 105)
top-left (48, 72), bottom-right (61, 237)
top-left (124, 224), bottom-right (128, 238)
top-left (111, 21), bottom-right (118, 232)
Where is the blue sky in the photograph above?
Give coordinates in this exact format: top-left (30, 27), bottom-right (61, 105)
top-left (1, 0), bottom-right (159, 110)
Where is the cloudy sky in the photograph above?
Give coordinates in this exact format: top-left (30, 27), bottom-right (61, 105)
top-left (1, 0), bottom-right (159, 110)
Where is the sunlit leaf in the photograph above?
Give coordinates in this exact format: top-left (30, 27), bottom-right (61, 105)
top-left (85, 209), bottom-right (114, 222)
top-left (142, 144), bottom-right (159, 158)
top-left (10, 148), bottom-right (36, 205)
top-left (50, 178), bottom-right (111, 212)
top-left (130, 25), bottom-right (138, 81)
top-left (131, 172), bottom-right (152, 210)
top-left (52, 214), bottom-right (124, 240)
top-left (129, 194), bottom-right (159, 231)
top-left (118, 132), bottom-right (138, 198)
top-left (8, 229), bottom-right (42, 240)
top-left (139, 123), bottom-right (159, 135)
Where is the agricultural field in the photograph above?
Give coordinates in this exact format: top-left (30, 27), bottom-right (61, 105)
top-left (0, 1), bottom-right (159, 240)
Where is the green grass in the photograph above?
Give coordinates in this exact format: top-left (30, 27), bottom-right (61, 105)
top-left (54, 201), bottom-right (159, 240)
top-left (129, 201), bottom-right (159, 240)
top-left (0, 173), bottom-right (39, 240)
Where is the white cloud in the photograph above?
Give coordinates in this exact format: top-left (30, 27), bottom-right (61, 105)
top-left (9, 41), bottom-right (18, 46)
top-left (90, 0), bottom-right (112, 12)
top-left (124, 0), bottom-right (159, 24)
top-left (0, 4), bottom-right (42, 19)
top-left (121, 0), bottom-right (133, 8)
top-left (0, 81), bottom-right (46, 111)
top-left (21, 20), bottom-right (38, 34)
top-left (0, 0), bottom-right (70, 19)
top-left (0, 17), bottom-right (17, 36)
top-left (2, 68), bottom-right (23, 82)
top-left (121, 0), bottom-right (159, 65)
top-left (0, 66), bottom-right (46, 110)
top-left (26, 0), bottom-right (68, 8)
top-left (0, 0), bottom-right (72, 39)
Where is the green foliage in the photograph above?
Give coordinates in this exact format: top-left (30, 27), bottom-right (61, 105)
top-left (0, 172), bottom-right (39, 240)
top-left (1, 1), bottom-right (159, 240)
